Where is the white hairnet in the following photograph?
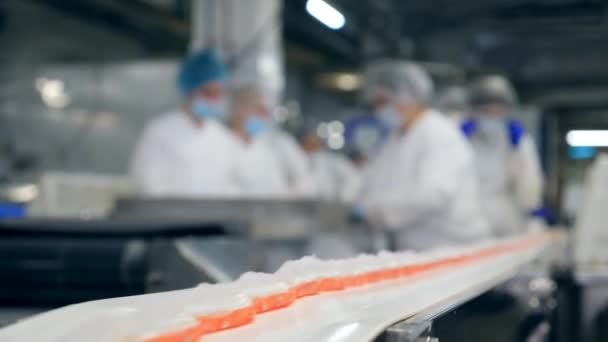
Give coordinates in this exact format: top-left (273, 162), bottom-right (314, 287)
top-left (435, 86), bottom-right (469, 112)
top-left (364, 60), bottom-right (434, 105)
top-left (469, 75), bottom-right (518, 107)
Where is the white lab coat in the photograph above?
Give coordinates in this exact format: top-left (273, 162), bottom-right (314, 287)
top-left (234, 135), bottom-right (290, 198)
top-left (264, 130), bottom-right (317, 197)
top-left (574, 154), bottom-right (608, 264)
top-left (562, 180), bottom-right (583, 222)
top-left (469, 129), bottom-right (543, 237)
top-left (308, 151), bottom-right (361, 203)
top-left (359, 109), bottom-right (489, 250)
top-left (130, 111), bottom-right (242, 197)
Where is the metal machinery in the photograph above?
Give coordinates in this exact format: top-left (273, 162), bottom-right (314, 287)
top-left (0, 198), bottom-right (352, 325)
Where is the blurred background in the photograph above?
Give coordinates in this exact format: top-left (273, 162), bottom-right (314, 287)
top-left (2, 0), bottom-right (608, 216)
top-left (2, 0), bottom-right (608, 341)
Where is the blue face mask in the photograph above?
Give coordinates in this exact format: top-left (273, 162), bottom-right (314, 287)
top-left (192, 98), bottom-right (225, 120)
top-left (245, 116), bottom-right (270, 137)
top-left (377, 105), bottom-right (402, 129)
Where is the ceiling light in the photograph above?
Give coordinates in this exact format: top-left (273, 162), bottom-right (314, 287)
top-left (317, 72), bottom-right (361, 91)
top-left (306, 0), bottom-right (345, 30)
top-left (566, 130), bottom-right (608, 147)
top-left (334, 74), bottom-right (361, 91)
top-left (6, 184), bottom-right (39, 202)
top-left (36, 78), bottom-right (70, 109)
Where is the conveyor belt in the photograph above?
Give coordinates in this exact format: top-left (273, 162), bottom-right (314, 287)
top-left (0, 232), bottom-right (559, 342)
top-left (204, 242), bottom-right (545, 342)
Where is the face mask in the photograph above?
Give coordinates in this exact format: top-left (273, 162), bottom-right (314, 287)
top-left (244, 116), bottom-right (270, 137)
top-left (477, 116), bottom-right (505, 134)
top-left (192, 98), bottom-right (225, 120)
top-left (445, 110), bottom-right (463, 122)
top-left (376, 105), bottom-right (402, 129)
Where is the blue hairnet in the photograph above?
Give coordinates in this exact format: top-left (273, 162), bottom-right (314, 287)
top-left (177, 49), bottom-right (227, 96)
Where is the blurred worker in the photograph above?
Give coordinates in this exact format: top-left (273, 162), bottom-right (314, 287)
top-left (265, 128), bottom-right (317, 197)
top-left (130, 49), bottom-right (242, 197)
top-left (435, 85), bottom-right (469, 124)
top-left (462, 75), bottom-right (543, 237)
top-left (357, 60), bottom-right (489, 251)
top-left (297, 123), bottom-right (361, 203)
top-left (227, 86), bottom-right (290, 197)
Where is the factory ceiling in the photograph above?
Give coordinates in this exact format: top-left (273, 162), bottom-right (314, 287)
top-left (287, 0), bottom-right (608, 110)
top-left (4, 0), bottom-right (608, 110)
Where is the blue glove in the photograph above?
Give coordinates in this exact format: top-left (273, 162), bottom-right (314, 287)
top-left (507, 118), bottom-right (526, 147)
top-left (529, 207), bottom-right (552, 223)
top-left (460, 118), bottom-right (476, 138)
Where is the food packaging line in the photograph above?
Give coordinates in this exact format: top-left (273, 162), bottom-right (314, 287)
top-left (0, 231), bottom-right (560, 342)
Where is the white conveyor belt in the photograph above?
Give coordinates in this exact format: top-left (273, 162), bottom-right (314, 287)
top-left (0, 232), bottom-right (559, 342)
top-left (203, 243), bottom-right (543, 342)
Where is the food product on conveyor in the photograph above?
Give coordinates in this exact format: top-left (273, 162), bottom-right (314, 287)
top-left (235, 272), bottom-right (295, 313)
top-left (129, 232), bottom-right (557, 341)
top-left (0, 232), bottom-right (560, 342)
top-left (276, 256), bottom-right (323, 298)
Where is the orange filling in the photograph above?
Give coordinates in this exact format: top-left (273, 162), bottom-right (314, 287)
top-left (142, 325), bottom-right (199, 342)
top-left (342, 273), bottom-right (369, 288)
top-left (318, 276), bottom-right (345, 291)
top-left (252, 290), bottom-right (297, 313)
top-left (293, 280), bottom-right (321, 298)
top-left (195, 305), bottom-right (256, 335)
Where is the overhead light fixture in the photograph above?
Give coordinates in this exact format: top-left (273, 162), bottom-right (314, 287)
top-left (334, 74), bottom-right (361, 91)
top-left (36, 77), bottom-right (71, 109)
top-left (6, 184), bottom-right (39, 203)
top-left (306, 0), bottom-right (345, 30)
top-left (317, 72), bottom-right (361, 91)
top-left (566, 130), bottom-right (608, 147)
